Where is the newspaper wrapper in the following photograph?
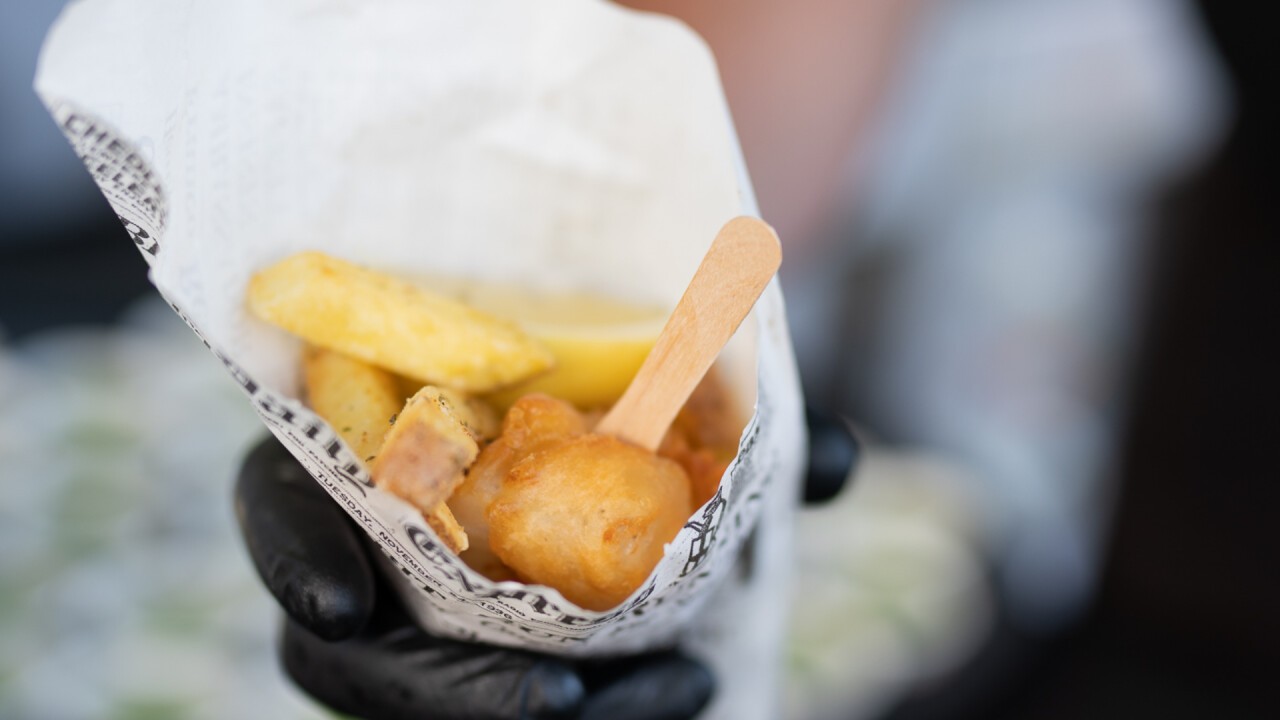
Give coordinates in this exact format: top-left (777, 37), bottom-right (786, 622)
top-left (36, 0), bottom-right (805, 693)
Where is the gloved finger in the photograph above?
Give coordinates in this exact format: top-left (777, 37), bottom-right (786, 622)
top-left (802, 406), bottom-right (861, 504)
top-left (280, 610), bottom-right (584, 720)
top-left (577, 651), bottom-right (715, 720)
top-left (235, 436), bottom-right (376, 641)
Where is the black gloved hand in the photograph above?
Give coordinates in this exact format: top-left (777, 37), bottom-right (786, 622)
top-left (235, 438), bottom-right (714, 720)
top-left (234, 409), bottom-right (856, 720)
top-left (802, 406), bottom-right (861, 504)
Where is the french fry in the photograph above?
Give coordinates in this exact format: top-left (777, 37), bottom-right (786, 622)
top-left (304, 347), bottom-right (471, 553)
top-left (304, 346), bottom-right (402, 462)
top-left (437, 387), bottom-right (501, 442)
top-left (422, 504), bottom-right (470, 556)
top-left (248, 251), bottom-right (554, 392)
top-left (372, 386), bottom-right (482, 552)
top-left (399, 376), bottom-right (501, 441)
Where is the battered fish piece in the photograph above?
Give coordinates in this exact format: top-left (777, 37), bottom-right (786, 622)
top-left (451, 394), bottom-right (587, 579)
top-left (456, 379), bottom-right (736, 599)
top-left (487, 433), bottom-right (694, 611)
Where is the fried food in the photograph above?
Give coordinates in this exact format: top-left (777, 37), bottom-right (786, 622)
top-left (259, 256), bottom-right (743, 601)
top-left (418, 504), bottom-right (470, 555)
top-left (488, 433), bottom-right (694, 611)
top-left (248, 251), bottom-right (554, 392)
top-left (302, 348), bottom-right (473, 548)
top-left (304, 345), bottom-right (402, 462)
top-left (658, 369), bottom-right (742, 507)
top-left (451, 394), bottom-right (587, 579)
top-left (455, 379), bottom-right (738, 604)
top-left (658, 428), bottom-right (729, 510)
top-left (398, 378), bottom-right (502, 441)
top-left (372, 386), bottom-right (489, 553)
top-left (304, 348), bottom-right (471, 553)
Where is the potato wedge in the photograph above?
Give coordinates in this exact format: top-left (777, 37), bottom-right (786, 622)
top-left (422, 503), bottom-right (470, 556)
top-left (248, 251), bottom-right (554, 392)
top-left (304, 347), bottom-right (470, 553)
top-left (399, 376), bottom-right (501, 441)
top-left (372, 386), bottom-right (481, 549)
top-left (304, 345), bottom-right (402, 462)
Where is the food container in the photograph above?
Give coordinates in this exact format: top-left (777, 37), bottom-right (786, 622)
top-left (38, 0), bottom-right (807, 715)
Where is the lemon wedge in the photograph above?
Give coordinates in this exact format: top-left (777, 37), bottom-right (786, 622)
top-left (426, 278), bottom-right (666, 411)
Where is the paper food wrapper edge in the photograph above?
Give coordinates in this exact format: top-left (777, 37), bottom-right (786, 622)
top-left (34, 0), bottom-right (806, 657)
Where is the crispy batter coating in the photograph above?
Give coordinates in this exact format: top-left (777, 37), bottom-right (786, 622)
top-left (487, 434), bottom-right (693, 611)
top-left (451, 394), bottom-right (586, 579)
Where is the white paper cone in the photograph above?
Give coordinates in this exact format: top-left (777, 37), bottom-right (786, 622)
top-left (36, 4), bottom-right (806, 706)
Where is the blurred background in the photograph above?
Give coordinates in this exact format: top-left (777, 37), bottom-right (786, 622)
top-left (2, 1), bottom-right (1275, 719)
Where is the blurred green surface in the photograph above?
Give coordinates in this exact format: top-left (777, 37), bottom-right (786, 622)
top-left (0, 299), bottom-right (329, 720)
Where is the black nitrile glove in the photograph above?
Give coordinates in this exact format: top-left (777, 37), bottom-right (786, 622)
top-left (235, 438), bottom-right (714, 720)
top-left (802, 407), bottom-right (860, 504)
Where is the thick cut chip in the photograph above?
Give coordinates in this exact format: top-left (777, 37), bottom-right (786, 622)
top-left (399, 376), bottom-right (501, 441)
top-left (372, 386), bottom-right (481, 552)
top-left (248, 251), bottom-right (554, 392)
top-left (421, 504), bottom-right (469, 556)
top-left (304, 346), bottom-right (403, 462)
top-left (304, 348), bottom-right (470, 553)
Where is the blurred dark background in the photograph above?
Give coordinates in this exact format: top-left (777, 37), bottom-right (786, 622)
top-left (1, 1), bottom-right (1274, 719)
top-left (887, 4), bottom-right (1279, 719)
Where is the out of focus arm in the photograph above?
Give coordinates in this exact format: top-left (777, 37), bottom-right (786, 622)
top-left (617, 0), bottom-right (927, 252)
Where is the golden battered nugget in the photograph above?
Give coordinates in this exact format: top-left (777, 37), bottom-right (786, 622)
top-left (487, 433), bottom-right (693, 611)
top-left (451, 394), bottom-right (587, 579)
